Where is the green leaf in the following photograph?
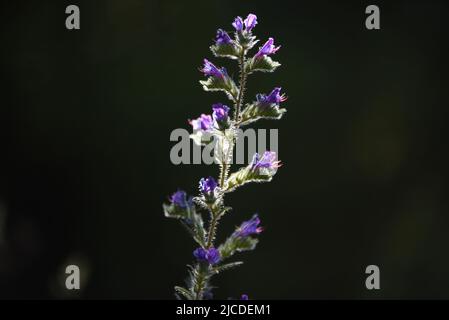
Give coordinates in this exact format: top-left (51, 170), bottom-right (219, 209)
top-left (180, 214), bottom-right (206, 247)
top-left (175, 286), bottom-right (194, 300)
top-left (187, 263), bottom-right (211, 300)
top-left (239, 102), bottom-right (287, 126)
top-left (213, 128), bottom-right (236, 166)
top-left (219, 235), bottom-right (259, 260)
top-left (234, 237), bottom-right (259, 252)
top-left (245, 56), bottom-right (281, 74)
top-left (235, 31), bottom-right (259, 52)
top-left (163, 202), bottom-right (189, 219)
top-left (224, 166), bottom-right (273, 193)
top-left (163, 202), bottom-right (207, 247)
top-left (199, 75), bottom-right (239, 102)
top-left (212, 261), bottom-right (244, 274)
top-left (192, 215), bottom-right (207, 247)
top-left (210, 43), bottom-right (240, 60)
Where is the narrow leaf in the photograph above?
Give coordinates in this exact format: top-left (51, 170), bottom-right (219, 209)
top-left (245, 56), bottom-right (281, 74)
top-left (224, 166), bottom-right (273, 193)
top-left (219, 235), bottom-right (259, 260)
top-left (174, 286), bottom-right (194, 300)
top-left (212, 261), bottom-right (244, 274)
top-left (239, 102), bottom-right (286, 126)
top-left (199, 76), bottom-right (239, 102)
top-left (210, 43), bottom-right (240, 60)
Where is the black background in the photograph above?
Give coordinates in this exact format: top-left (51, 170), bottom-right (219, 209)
top-left (1, 0), bottom-right (448, 299)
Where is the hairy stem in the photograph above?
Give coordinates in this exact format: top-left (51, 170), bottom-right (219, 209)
top-left (195, 208), bottom-right (221, 299)
top-left (219, 135), bottom-right (233, 188)
top-left (210, 50), bottom-right (248, 247)
top-left (192, 263), bottom-right (210, 300)
top-left (219, 162), bottom-right (227, 188)
top-left (206, 208), bottom-right (220, 248)
top-left (193, 47), bottom-right (250, 300)
top-left (219, 51), bottom-right (247, 188)
top-left (234, 51), bottom-right (247, 122)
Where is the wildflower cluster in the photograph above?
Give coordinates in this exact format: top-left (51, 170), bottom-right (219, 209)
top-left (163, 13), bottom-right (287, 300)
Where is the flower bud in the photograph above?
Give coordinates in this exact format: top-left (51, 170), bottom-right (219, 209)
top-left (232, 16), bottom-right (243, 31)
top-left (256, 87), bottom-right (287, 107)
top-left (193, 247), bottom-right (221, 265)
top-left (250, 151), bottom-right (282, 175)
top-left (199, 176), bottom-right (218, 200)
top-left (212, 103), bottom-right (230, 129)
top-left (244, 14), bottom-right (258, 32)
top-left (201, 59), bottom-right (227, 78)
top-left (233, 214), bottom-right (263, 238)
top-left (169, 190), bottom-right (192, 209)
top-left (215, 29), bottom-right (232, 45)
top-left (255, 38), bottom-right (280, 58)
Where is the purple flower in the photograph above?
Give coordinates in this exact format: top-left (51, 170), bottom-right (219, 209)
top-left (240, 294), bottom-right (249, 300)
top-left (193, 247), bottom-right (221, 265)
top-left (201, 59), bottom-right (226, 78)
top-left (215, 29), bottom-right (232, 45)
top-left (244, 14), bottom-right (258, 31)
top-left (189, 114), bottom-right (213, 132)
top-left (189, 114), bottom-right (214, 146)
top-left (199, 176), bottom-right (218, 195)
top-left (256, 87), bottom-right (287, 105)
top-left (234, 214), bottom-right (263, 238)
top-left (169, 190), bottom-right (191, 208)
top-left (212, 103), bottom-right (230, 124)
top-left (205, 248), bottom-right (220, 264)
top-left (193, 247), bottom-right (208, 261)
top-left (233, 14), bottom-right (257, 32)
top-left (255, 38), bottom-right (281, 58)
top-left (251, 151), bottom-right (282, 171)
top-left (232, 16), bottom-right (243, 31)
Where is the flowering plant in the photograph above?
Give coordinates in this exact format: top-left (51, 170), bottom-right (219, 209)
top-left (163, 13), bottom-right (287, 300)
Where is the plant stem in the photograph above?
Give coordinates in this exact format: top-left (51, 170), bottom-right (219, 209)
top-left (219, 162), bottom-right (227, 188)
top-left (206, 208), bottom-right (220, 248)
top-left (219, 51), bottom-right (247, 188)
top-left (210, 50), bottom-right (248, 246)
top-left (194, 48), bottom-right (249, 300)
top-left (192, 263), bottom-right (209, 300)
top-left (219, 135), bottom-right (232, 188)
top-left (234, 51), bottom-right (247, 122)
top-left (195, 208), bottom-right (220, 300)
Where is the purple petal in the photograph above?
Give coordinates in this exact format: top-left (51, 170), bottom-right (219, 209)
top-left (244, 14), bottom-right (258, 31)
top-left (232, 16), bottom-right (243, 31)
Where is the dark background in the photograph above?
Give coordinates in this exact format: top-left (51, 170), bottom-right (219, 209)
top-left (1, 0), bottom-right (448, 299)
